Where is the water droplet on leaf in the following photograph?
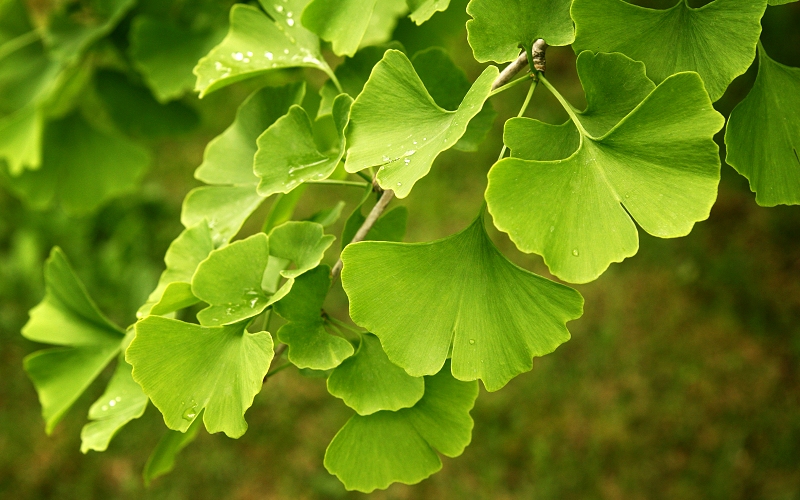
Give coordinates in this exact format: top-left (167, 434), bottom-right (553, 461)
top-left (572, 249), bottom-right (579, 256)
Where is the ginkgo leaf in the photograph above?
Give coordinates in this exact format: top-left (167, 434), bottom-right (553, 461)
top-left (343, 49), bottom-right (497, 198)
top-left (411, 47), bottom-right (497, 152)
top-left (129, 16), bottom-right (227, 102)
top-left (194, 1), bottom-right (330, 97)
top-left (486, 67), bottom-right (725, 284)
top-left (725, 44), bottom-right (800, 206)
top-left (137, 221), bottom-right (215, 318)
top-left (127, 316), bottom-right (274, 438)
top-left (341, 216), bottom-right (584, 391)
top-left (143, 418), bottom-right (202, 486)
top-left (408, 0), bottom-right (451, 24)
top-left (307, 201), bottom-right (346, 227)
top-left (181, 185), bottom-right (265, 246)
top-left (571, 0), bottom-right (768, 101)
top-left (196, 82), bottom-right (306, 186)
top-left (324, 363), bottom-right (477, 492)
top-left (466, 0), bottom-right (574, 63)
top-left (274, 266), bottom-right (354, 370)
top-left (341, 187), bottom-right (408, 247)
top-left (361, 0), bottom-right (408, 47)
top-left (268, 221), bottom-right (336, 279)
top-left (327, 333), bottom-right (424, 415)
top-left (254, 94), bottom-right (353, 197)
top-left (302, 0), bottom-right (378, 57)
top-left (317, 43), bottom-right (403, 118)
top-left (183, 84), bottom-right (305, 245)
top-left (504, 119), bottom-right (579, 161)
top-left (192, 233), bottom-right (284, 326)
top-left (80, 354), bottom-right (148, 453)
top-left (4, 113), bottom-right (150, 215)
top-left (21, 248), bottom-right (126, 433)
top-left (44, 0), bottom-right (135, 62)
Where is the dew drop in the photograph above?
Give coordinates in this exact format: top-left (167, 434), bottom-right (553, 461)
top-left (286, 18), bottom-right (295, 26)
top-left (232, 52), bottom-right (244, 61)
top-left (624, 193), bottom-right (630, 199)
top-left (246, 51), bottom-right (253, 57)
top-left (572, 249), bottom-right (579, 257)
top-left (286, 11), bottom-right (293, 17)
top-left (550, 225), bottom-right (555, 233)
top-left (397, 182), bottom-right (402, 186)
top-left (182, 408), bottom-right (197, 421)
top-left (284, 49), bottom-right (290, 54)
top-left (404, 158), bottom-right (410, 165)
top-left (274, 4), bottom-right (284, 12)
top-left (115, 396), bottom-right (121, 402)
top-left (469, 339), bottom-right (475, 345)
top-left (265, 51), bottom-right (273, 60)
top-left (413, 141), bottom-right (417, 145)
top-left (249, 298), bottom-right (258, 308)
top-left (381, 155), bottom-right (390, 162)
top-left (101, 405), bottom-right (108, 411)
top-left (108, 399), bottom-right (116, 407)
top-left (243, 58), bottom-right (250, 63)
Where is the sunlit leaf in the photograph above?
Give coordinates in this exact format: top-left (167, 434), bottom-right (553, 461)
top-left (324, 363), bottom-right (477, 492)
top-left (268, 221), bottom-right (335, 279)
top-left (411, 46), bottom-right (497, 152)
top-left (194, 1), bottom-right (329, 97)
top-left (361, 0), bottom-right (408, 47)
top-left (0, 105), bottom-right (42, 175)
top-left (407, 0), bottom-right (451, 24)
top-left (486, 53), bottom-right (725, 283)
top-left (725, 44), bottom-right (800, 206)
top-left (571, 0), bottom-right (768, 101)
top-left (327, 333), bottom-right (424, 415)
top-left (274, 266), bottom-right (354, 370)
top-left (343, 49), bottom-right (497, 198)
top-left (342, 217), bottom-right (583, 391)
top-left (466, 0), bottom-right (574, 63)
top-left (80, 354), bottom-right (148, 453)
top-left (21, 248), bottom-right (125, 433)
top-left (181, 186), bottom-right (264, 247)
top-left (128, 316), bottom-right (274, 438)
top-left (138, 221), bottom-right (214, 318)
top-left (254, 94), bottom-right (352, 197)
top-left (301, 0), bottom-right (377, 57)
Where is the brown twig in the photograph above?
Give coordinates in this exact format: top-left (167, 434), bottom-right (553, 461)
top-left (490, 39), bottom-right (548, 91)
top-left (331, 189), bottom-right (395, 281)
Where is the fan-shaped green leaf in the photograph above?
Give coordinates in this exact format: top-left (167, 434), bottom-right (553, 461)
top-left (343, 49), bottom-right (497, 198)
top-left (127, 316), bottom-right (274, 438)
top-left (80, 355), bottom-right (148, 453)
top-left (327, 333), bottom-right (424, 415)
top-left (138, 221), bottom-right (215, 318)
top-left (0, 105), bottom-right (42, 175)
top-left (571, 0), bottom-right (767, 101)
top-left (466, 0), bottom-right (574, 63)
top-left (317, 43), bottom-right (403, 118)
top-left (143, 418), bottom-right (202, 486)
top-left (21, 248), bottom-right (126, 433)
top-left (268, 221), bottom-right (335, 279)
top-left (130, 16), bottom-right (227, 102)
top-left (181, 186), bottom-right (264, 247)
top-left (341, 217), bottom-right (583, 391)
top-left (307, 201), bottom-right (346, 227)
top-left (301, 0), bottom-right (377, 57)
top-left (194, 1), bottom-right (328, 97)
top-left (725, 44), bottom-right (800, 206)
top-left (487, 67), bottom-right (724, 284)
top-left (196, 83), bottom-right (306, 186)
top-left (4, 113), bottom-right (149, 215)
top-left (274, 266), bottom-right (354, 370)
top-left (411, 47), bottom-right (497, 151)
top-left (192, 233), bottom-right (282, 326)
top-left (362, 0), bottom-right (408, 46)
top-left (254, 95), bottom-right (353, 197)
top-left (408, 0), bottom-right (451, 24)
top-left (324, 363), bottom-right (477, 492)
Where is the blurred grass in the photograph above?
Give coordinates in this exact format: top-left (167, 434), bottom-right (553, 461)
top-left (1, 1), bottom-right (800, 498)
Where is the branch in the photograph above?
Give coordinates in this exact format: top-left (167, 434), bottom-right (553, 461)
top-left (264, 343), bottom-right (288, 382)
top-left (490, 39), bottom-right (548, 91)
top-left (331, 189), bottom-right (395, 280)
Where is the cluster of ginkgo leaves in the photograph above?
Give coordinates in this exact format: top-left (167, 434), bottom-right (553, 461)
top-left (11, 0), bottom-right (800, 493)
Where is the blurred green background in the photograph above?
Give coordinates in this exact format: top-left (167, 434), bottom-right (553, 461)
top-left (2, 1), bottom-right (800, 498)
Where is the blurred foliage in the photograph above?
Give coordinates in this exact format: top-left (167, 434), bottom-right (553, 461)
top-left (1, 0), bottom-right (799, 498)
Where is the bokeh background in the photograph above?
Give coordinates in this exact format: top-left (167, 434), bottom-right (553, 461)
top-left (2, 0), bottom-right (800, 498)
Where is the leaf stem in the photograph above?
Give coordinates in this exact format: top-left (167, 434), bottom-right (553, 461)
top-left (325, 66), bottom-right (344, 94)
top-left (0, 29), bottom-right (42, 62)
top-left (489, 74), bottom-right (531, 97)
top-left (325, 314), bottom-right (364, 334)
top-left (265, 361), bottom-right (292, 379)
top-left (497, 79), bottom-right (538, 161)
top-left (331, 189), bottom-right (395, 280)
top-left (355, 171), bottom-right (372, 183)
top-left (305, 179), bottom-right (369, 188)
top-left (537, 72), bottom-right (590, 137)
